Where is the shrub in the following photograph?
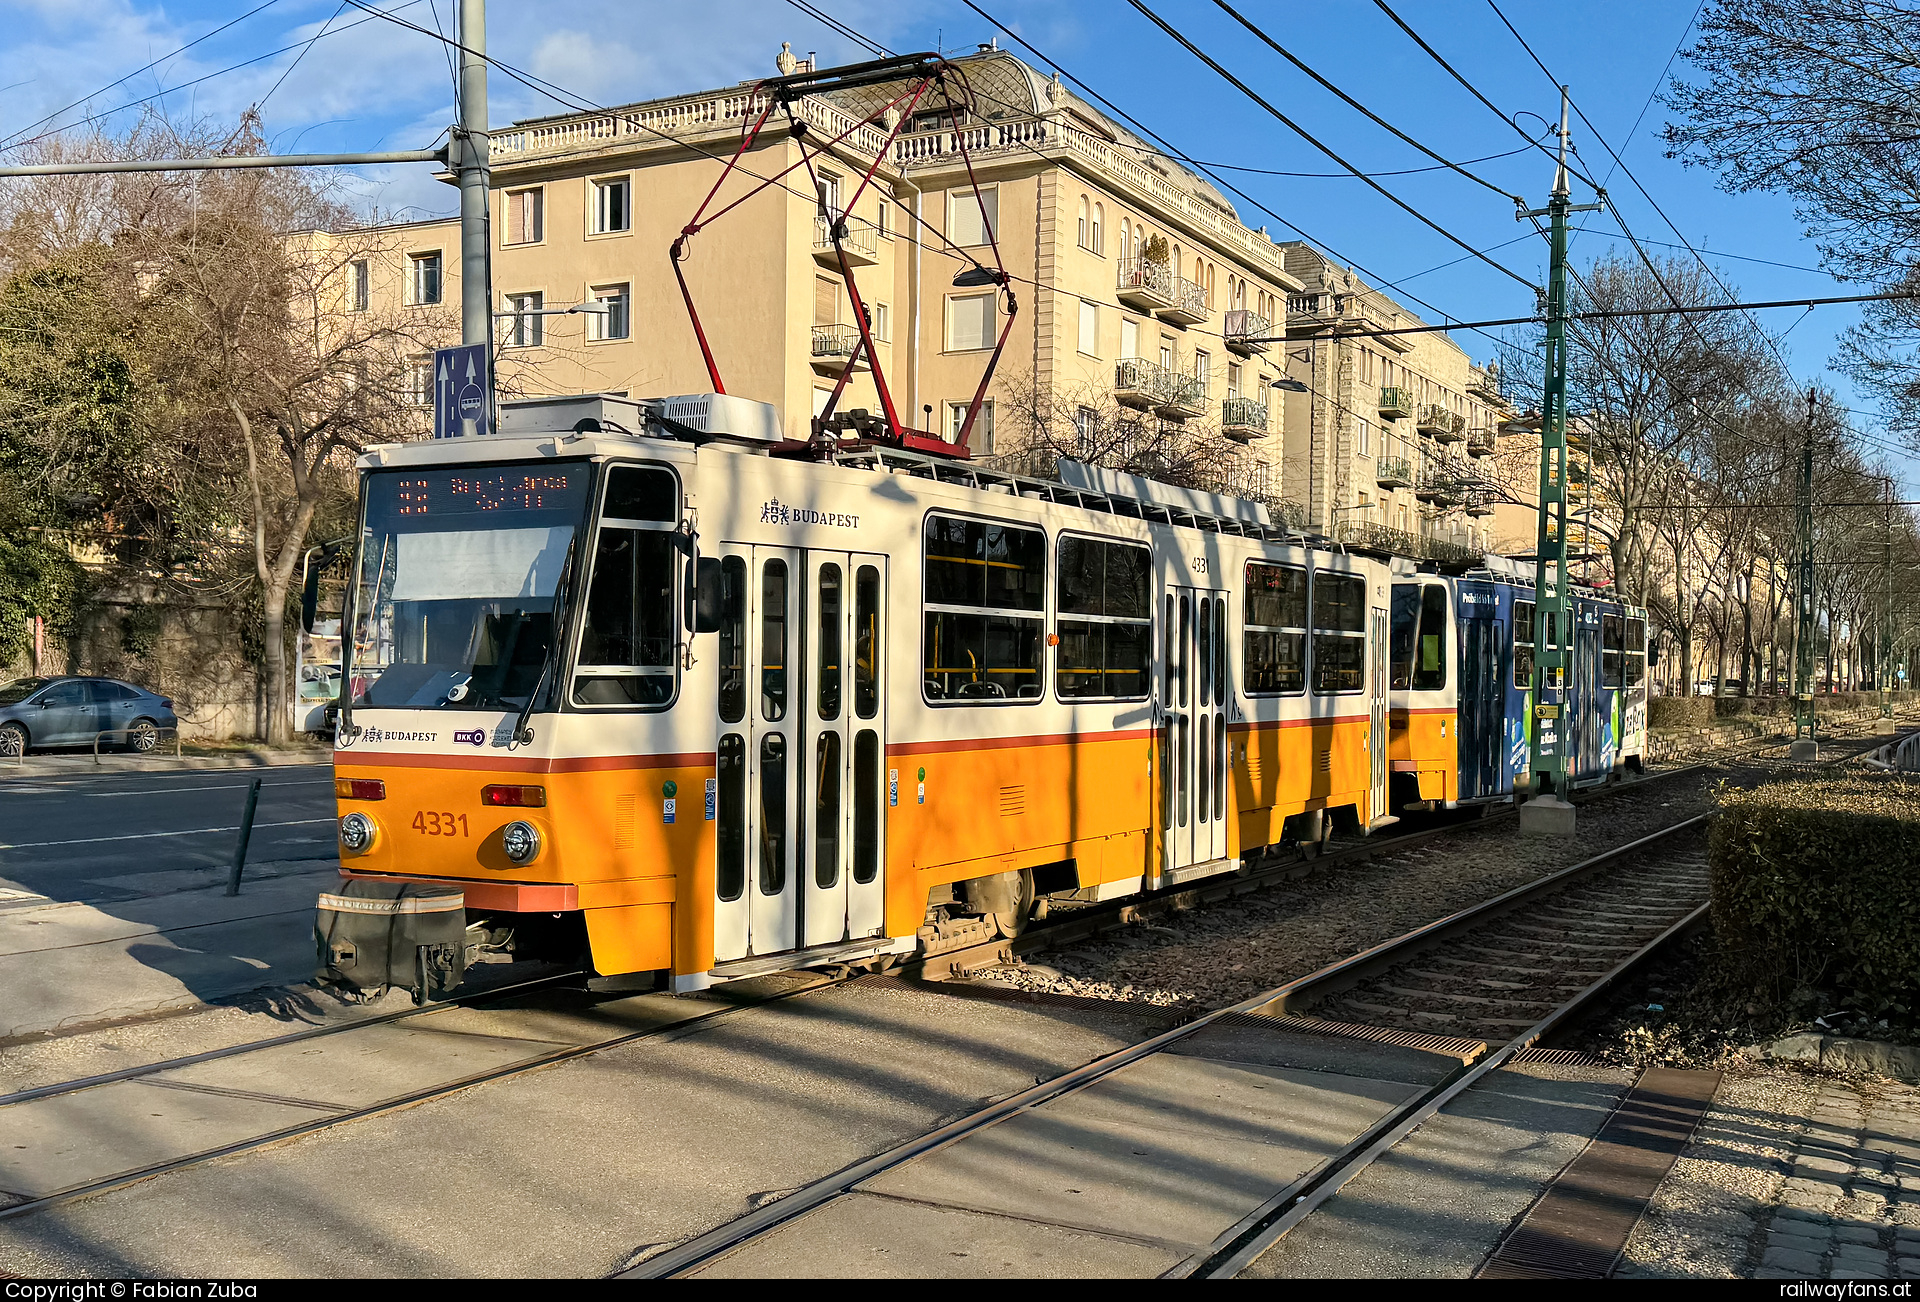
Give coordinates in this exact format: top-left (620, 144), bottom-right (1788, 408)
top-left (1649, 696), bottom-right (1714, 729)
top-left (1710, 772), bottom-right (1920, 1012)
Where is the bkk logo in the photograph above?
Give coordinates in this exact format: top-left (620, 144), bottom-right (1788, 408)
top-left (452, 729), bottom-right (486, 747)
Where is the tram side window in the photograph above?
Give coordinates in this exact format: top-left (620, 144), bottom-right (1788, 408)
top-left (1602, 613), bottom-right (1624, 688)
top-left (1244, 561), bottom-right (1306, 695)
top-left (1056, 536), bottom-right (1151, 699)
top-left (573, 465), bottom-right (678, 707)
top-left (1514, 599), bottom-right (1535, 690)
top-left (1625, 616), bottom-right (1647, 686)
top-left (717, 556), bottom-right (747, 723)
top-left (1312, 571), bottom-right (1367, 694)
top-left (1390, 583), bottom-right (1420, 690)
top-left (923, 513), bottom-right (1045, 702)
top-left (1414, 586), bottom-right (1447, 691)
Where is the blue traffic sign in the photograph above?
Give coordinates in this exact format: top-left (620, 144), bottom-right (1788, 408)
top-left (432, 344), bottom-right (491, 439)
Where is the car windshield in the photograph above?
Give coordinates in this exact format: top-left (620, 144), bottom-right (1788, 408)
top-left (346, 463), bottom-right (595, 711)
top-left (0, 677), bottom-right (48, 705)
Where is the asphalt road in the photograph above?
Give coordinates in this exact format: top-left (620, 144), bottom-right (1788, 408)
top-left (0, 762), bottom-right (336, 902)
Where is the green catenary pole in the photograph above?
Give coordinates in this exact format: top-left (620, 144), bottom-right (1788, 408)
top-left (1795, 388), bottom-right (1817, 741)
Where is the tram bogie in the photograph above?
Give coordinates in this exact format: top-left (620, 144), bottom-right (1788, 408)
top-left (315, 394), bottom-right (1642, 1001)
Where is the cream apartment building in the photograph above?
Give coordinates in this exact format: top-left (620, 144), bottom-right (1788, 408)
top-left (1275, 244), bottom-right (1520, 552)
top-left (321, 46), bottom-right (1305, 493)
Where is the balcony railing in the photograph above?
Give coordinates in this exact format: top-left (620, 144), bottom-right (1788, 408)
top-left (1379, 386), bottom-right (1412, 420)
top-left (1224, 308), bottom-right (1271, 353)
top-left (813, 214), bottom-right (879, 266)
top-left (1221, 396), bottom-right (1268, 442)
top-left (1116, 257), bottom-right (1174, 312)
top-left (810, 325), bottom-right (869, 371)
top-left (1375, 456), bottom-right (1413, 489)
top-left (1415, 464), bottom-right (1464, 505)
top-left (1464, 488), bottom-right (1497, 517)
top-left (1114, 356), bottom-right (1170, 408)
top-left (1162, 274), bottom-right (1209, 325)
top-left (1157, 371), bottom-right (1206, 419)
top-left (1466, 426), bottom-right (1497, 457)
top-left (1431, 410), bottom-right (1466, 444)
top-left (1467, 366), bottom-right (1505, 403)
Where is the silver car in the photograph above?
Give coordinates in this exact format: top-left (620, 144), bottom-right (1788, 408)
top-left (0, 677), bottom-right (179, 756)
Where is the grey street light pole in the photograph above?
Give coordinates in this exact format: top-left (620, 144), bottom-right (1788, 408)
top-left (457, 0), bottom-right (492, 351)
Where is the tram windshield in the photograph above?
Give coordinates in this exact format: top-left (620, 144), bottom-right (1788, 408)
top-left (346, 462), bottom-right (593, 711)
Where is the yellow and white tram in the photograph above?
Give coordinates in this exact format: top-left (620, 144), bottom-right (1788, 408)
top-left (316, 393), bottom-right (1398, 998)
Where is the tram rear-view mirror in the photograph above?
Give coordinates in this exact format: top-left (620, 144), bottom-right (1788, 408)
top-left (301, 564), bottom-right (323, 635)
top-left (692, 557), bottom-right (725, 634)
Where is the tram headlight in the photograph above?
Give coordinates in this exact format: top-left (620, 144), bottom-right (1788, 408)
top-left (339, 812), bottom-right (377, 853)
top-left (501, 820), bottom-right (542, 865)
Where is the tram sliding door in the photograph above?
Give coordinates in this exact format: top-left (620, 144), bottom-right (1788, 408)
top-left (1163, 585), bottom-right (1228, 877)
top-left (715, 544), bottom-right (887, 963)
top-left (800, 552), bottom-right (888, 948)
top-left (1369, 606), bottom-right (1390, 823)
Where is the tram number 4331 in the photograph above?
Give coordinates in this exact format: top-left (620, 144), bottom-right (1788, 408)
top-left (412, 811), bottom-right (471, 837)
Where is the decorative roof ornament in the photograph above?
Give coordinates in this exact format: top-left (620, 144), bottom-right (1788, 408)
top-left (1046, 70), bottom-right (1064, 106)
top-left (777, 42), bottom-right (798, 75)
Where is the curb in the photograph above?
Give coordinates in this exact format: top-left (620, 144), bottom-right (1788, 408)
top-left (1756, 1032), bottom-right (1920, 1083)
top-left (0, 750), bottom-right (332, 780)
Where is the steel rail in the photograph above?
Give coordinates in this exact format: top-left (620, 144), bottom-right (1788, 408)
top-left (621, 811), bottom-right (1715, 1279)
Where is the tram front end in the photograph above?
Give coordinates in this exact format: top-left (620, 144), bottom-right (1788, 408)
top-left (317, 425), bottom-right (707, 1003)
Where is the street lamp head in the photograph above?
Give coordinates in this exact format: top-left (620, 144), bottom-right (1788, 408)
top-left (1499, 409), bottom-right (1542, 436)
top-left (952, 264), bottom-right (1005, 288)
top-left (1270, 377), bottom-right (1309, 393)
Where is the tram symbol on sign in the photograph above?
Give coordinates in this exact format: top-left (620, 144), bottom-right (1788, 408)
top-left (432, 344), bottom-right (491, 439)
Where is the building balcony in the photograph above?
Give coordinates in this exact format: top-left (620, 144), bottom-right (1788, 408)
top-left (1160, 275), bottom-right (1209, 326)
top-left (814, 215), bottom-right (879, 268)
top-left (1221, 396), bottom-right (1268, 443)
top-left (1375, 456), bottom-right (1413, 489)
top-left (1224, 308), bottom-right (1271, 354)
top-left (1114, 356), bottom-right (1169, 409)
top-left (1379, 386), bottom-right (1412, 420)
top-left (1117, 256), bottom-right (1175, 312)
top-left (1465, 426), bottom-right (1497, 457)
top-left (1415, 465), bottom-right (1463, 505)
top-left (1467, 364), bottom-right (1505, 404)
top-left (1155, 371), bottom-right (1206, 420)
top-left (1464, 488), bottom-right (1496, 517)
top-left (1432, 411), bottom-right (1466, 444)
top-left (810, 325), bottom-right (870, 375)
top-left (1416, 403), bottom-right (1453, 437)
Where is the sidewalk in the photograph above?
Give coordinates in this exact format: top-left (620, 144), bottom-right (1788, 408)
top-left (0, 858), bottom-right (341, 1042)
top-left (0, 746), bottom-right (331, 780)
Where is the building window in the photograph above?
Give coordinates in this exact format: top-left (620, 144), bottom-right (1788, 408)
top-left (1078, 300), bottom-right (1098, 356)
top-left (814, 276), bottom-right (839, 327)
top-left (1195, 350), bottom-right (1210, 393)
top-left (408, 251), bottom-right (442, 305)
top-left (591, 177), bottom-right (631, 234)
top-left (348, 259), bottom-right (369, 312)
top-left (818, 171), bottom-right (843, 219)
top-left (1091, 203), bottom-right (1103, 254)
top-left (948, 186), bottom-right (998, 246)
top-left (873, 301), bottom-right (890, 343)
top-left (1121, 317), bottom-right (1138, 360)
top-left (1078, 195), bottom-right (1090, 250)
top-left (922, 512), bottom-right (1044, 702)
top-left (1056, 536), bottom-right (1151, 700)
top-left (1074, 406), bottom-right (1097, 455)
top-left (589, 283), bottom-right (631, 341)
top-left (946, 292), bottom-right (996, 352)
top-left (1358, 417), bottom-right (1371, 457)
top-left (504, 291), bottom-right (544, 348)
top-left (1159, 338), bottom-right (1174, 371)
top-left (948, 400), bottom-right (995, 452)
top-left (1227, 363), bottom-right (1242, 401)
top-left (504, 187), bottom-right (544, 245)
top-left (876, 198), bottom-right (892, 238)
top-left (407, 357), bottom-right (433, 406)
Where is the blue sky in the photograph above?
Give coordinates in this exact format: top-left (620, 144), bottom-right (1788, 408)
top-left (2, 0), bottom-right (1907, 483)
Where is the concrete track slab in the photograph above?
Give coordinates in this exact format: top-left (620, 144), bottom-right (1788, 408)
top-left (0, 979), bottom-right (1156, 1276)
top-left (0, 866), bottom-right (336, 1039)
top-left (690, 1190), bottom-right (1185, 1278)
top-left (413, 990), bottom-right (721, 1047)
top-left (1239, 1063), bottom-right (1635, 1279)
top-left (861, 1054), bottom-right (1423, 1249)
top-left (151, 1021), bottom-right (573, 1109)
top-left (1168, 1020), bottom-right (1467, 1087)
top-left (0, 1080), bottom-right (327, 1197)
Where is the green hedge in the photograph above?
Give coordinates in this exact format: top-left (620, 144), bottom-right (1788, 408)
top-left (1650, 691), bottom-right (1896, 730)
top-left (1710, 773), bottom-right (1920, 1010)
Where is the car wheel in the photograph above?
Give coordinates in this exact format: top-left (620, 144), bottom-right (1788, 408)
top-left (0, 722), bottom-right (26, 758)
top-left (127, 717), bottom-right (159, 753)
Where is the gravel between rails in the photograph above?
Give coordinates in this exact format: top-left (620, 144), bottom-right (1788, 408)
top-left (973, 753), bottom-right (1820, 1013)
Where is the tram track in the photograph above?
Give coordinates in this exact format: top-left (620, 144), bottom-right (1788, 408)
top-left (0, 718), bottom-right (1898, 1244)
top-left (621, 727), bottom-right (1901, 1280)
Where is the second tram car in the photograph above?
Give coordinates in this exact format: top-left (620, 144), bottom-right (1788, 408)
top-left (314, 393), bottom-right (1645, 999)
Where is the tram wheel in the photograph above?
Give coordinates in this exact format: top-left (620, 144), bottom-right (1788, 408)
top-left (991, 870), bottom-right (1037, 940)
